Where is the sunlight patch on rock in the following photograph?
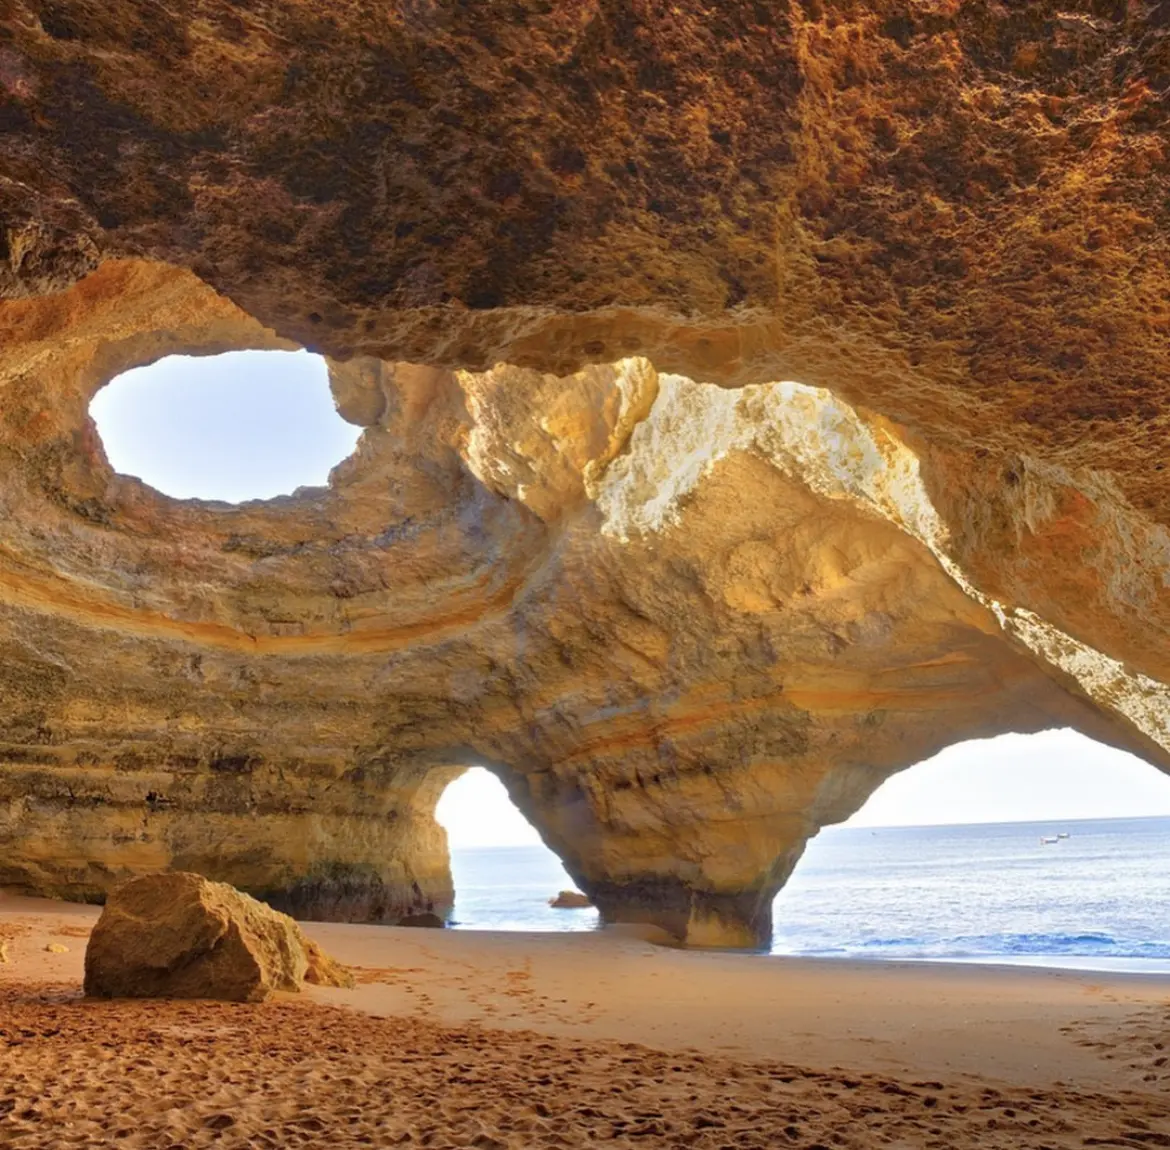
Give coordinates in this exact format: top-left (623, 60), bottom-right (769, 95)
top-left (596, 373), bottom-right (1170, 754)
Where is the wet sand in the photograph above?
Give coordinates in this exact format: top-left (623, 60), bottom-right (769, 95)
top-left (2, 893), bottom-right (1169, 1148)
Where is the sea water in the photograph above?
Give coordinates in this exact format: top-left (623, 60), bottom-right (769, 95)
top-left (448, 815), bottom-right (1170, 972)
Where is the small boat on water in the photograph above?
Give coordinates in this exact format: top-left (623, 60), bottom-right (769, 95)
top-left (1040, 836), bottom-right (1059, 845)
top-left (1056, 832), bottom-right (1070, 839)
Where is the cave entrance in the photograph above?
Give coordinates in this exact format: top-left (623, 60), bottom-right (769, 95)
top-left (435, 768), bottom-right (598, 932)
top-left (772, 728), bottom-right (1170, 970)
top-left (89, 350), bottom-right (361, 502)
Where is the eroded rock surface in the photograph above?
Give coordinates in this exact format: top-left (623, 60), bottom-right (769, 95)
top-left (550, 891), bottom-right (593, 910)
top-left (83, 872), bottom-right (352, 1002)
top-left (3, 5), bottom-right (1170, 946)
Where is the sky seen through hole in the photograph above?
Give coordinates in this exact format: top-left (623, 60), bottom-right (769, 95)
top-left (89, 350), bottom-right (360, 503)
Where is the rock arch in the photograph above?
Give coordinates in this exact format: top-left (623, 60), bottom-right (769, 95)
top-left (3, 5), bottom-right (1170, 947)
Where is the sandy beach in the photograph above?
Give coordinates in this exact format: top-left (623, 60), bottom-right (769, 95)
top-left (2, 892), bottom-right (1169, 1148)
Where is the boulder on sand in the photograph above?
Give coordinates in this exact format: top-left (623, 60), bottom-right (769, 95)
top-left (84, 872), bottom-right (353, 1002)
top-left (549, 890), bottom-right (593, 909)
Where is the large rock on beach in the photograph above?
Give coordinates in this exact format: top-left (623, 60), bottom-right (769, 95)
top-left (83, 873), bottom-right (352, 1002)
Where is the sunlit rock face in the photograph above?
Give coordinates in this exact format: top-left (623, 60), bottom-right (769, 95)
top-left (3, 5), bottom-right (1170, 945)
top-left (1, 265), bottom-right (1166, 947)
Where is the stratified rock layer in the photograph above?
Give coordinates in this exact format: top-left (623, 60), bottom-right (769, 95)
top-left (83, 872), bottom-right (352, 1002)
top-left (3, 5), bottom-right (1170, 945)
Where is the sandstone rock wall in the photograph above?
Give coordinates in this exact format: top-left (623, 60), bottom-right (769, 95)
top-left (2, 4), bottom-right (1170, 945)
top-left (1, 261), bottom-right (1165, 946)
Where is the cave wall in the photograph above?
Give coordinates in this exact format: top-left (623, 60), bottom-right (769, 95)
top-left (1, 262), bottom-right (1165, 946)
top-left (3, 3), bottom-right (1170, 945)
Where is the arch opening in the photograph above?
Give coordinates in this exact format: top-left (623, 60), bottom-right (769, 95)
top-left (89, 349), bottom-right (361, 503)
top-left (772, 729), bottom-right (1170, 970)
top-left (435, 768), bottom-right (598, 933)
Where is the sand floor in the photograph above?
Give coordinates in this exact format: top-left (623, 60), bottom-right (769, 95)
top-left (2, 894), bottom-right (1169, 1148)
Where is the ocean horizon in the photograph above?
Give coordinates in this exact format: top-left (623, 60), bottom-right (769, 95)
top-left (449, 812), bottom-right (1170, 973)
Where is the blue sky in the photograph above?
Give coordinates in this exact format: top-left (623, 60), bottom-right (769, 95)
top-left (92, 352), bottom-right (1170, 848)
top-left (89, 350), bottom-right (360, 502)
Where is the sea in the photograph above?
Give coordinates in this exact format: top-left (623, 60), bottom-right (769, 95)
top-left (448, 814), bottom-right (1170, 973)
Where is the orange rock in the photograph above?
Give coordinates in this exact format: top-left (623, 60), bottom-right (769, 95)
top-left (549, 891), bottom-right (593, 910)
top-left (2, 7), bottom-right (1170, 951)
top-left (84, 873), bottom-right (352, 1002)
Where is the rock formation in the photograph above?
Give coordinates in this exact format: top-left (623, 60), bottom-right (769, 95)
top-left (83, 872), bottom-right (352, 1002)
top-left (550, 891), bottom-right (593, 910)
top-left (3, 3), bottom-right (1170, 947)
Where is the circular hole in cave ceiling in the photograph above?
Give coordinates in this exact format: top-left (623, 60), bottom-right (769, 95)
top-left (89, 350), bottom-right (361, 503)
